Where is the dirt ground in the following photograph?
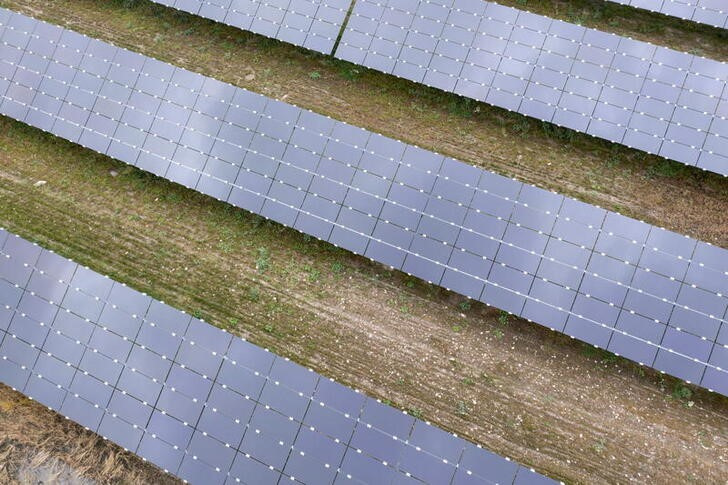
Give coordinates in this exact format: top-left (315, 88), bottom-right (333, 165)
top-left (0, 0), bottom-right (726, 484)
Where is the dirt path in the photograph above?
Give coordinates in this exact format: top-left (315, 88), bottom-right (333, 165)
top-left (0, 118), bottom-right (726, 483)
top-left (0, 1), bottom-right (726, 484)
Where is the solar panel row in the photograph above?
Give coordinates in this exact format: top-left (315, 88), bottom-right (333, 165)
top-left (0, 10), bottom-right (726, 396)
top-left (0, 229), bottom-right (555, 485)
top-left (334, 0), bottom-right (728, 176)
top-left (606, 0), bottom-right (728, 29)
top-left (148, 0), bottom-right (354, 54)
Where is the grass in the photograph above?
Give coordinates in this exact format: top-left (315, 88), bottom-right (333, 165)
top-left (582, 344), bottom-right (620, 366)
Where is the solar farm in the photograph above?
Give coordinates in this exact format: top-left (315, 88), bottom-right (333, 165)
top-left (0, 1), bottom-right (726, 484)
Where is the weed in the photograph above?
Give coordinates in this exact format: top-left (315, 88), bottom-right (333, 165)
top-left (493, 328), bottom-right (504, 339)
top-left (498, 310), bottom-right (510, 325)
top-left (382, 399), bottom-right (392, 406)
top-left (456, 400), bottom-right (469, 416)
top-left (256, 247), bottom-right (270, 273)
top-left (511, 118), bottom-right (531, 137)
top-left (462, 377), bottom-right (474, 386)
top-left (264, 323), bottom-right (274, 334)
top-left (306, 266), bottom-right (320, 283)
top-left (452, 324), bottom-right (462, 332)
top-left (605, 145), bottom-right (622, 168)
top-left (338, 64), bottom-right (360, 81)
top-left (218, 239), bottom-right (234, 253)
top-left (647, 159), bottom-right (686, 178)
top-left (592, 439), bottom-right (607, 454)
top-left (540, 122), bottom-right (575, 143)
top-left (247, 286), bottom-right (260, 302)
top-left (447, 97), bottom-right (475, 118)
top-left (405, 279), bottom-right (416, 289)
top-left (227, 317), bottom-right (239, 329)
top-left (192, 309), bottom-right (203, 319)
top-left (581, 344), bottom-right (619, 365)
top-left (331, 261), bottom-right (344, 274)
top-left (407, 407), bottom-right (423, 419)
top-left (672, 383), bottom-right (693, 402)
top-left (309, 71), bottom-right (321, 80)
top-left (458, 300), bottom-right (471, 312)
top-left (566, 8), bottom-right (587, 24)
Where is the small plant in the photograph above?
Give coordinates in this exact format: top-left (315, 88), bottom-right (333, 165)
top-left (511, 118), bottom-right (531, 137)
top-left (407, 407), bottom-right (423, 419)
top-left (338, 63), bottom-right (361, 81)
top-left (218, 239), bottom-right (234, 253)
top-left (306, 266), bottom-right (320, 283)
top-left (458, 300), bottom-right (471, 312)
top-left (540, 122), bottom-right (575, 143)
top-left (405, 279), bottom-right (416, 289)
top-left (331, 261), bottom-right (344, 274)
top-left (462, 377), bottom-right (474, 386)
top-left (227, 317), bottom-right (239, 329)
top-left (309, 71), bottom-right (321, 80)
top-left (672, 383), bottom-right (693, 402)
top-left (498, 310), bottom-right (510, 325)
top-left (447, 97), bottom-right (475, 118)
top-left (456, 400), bottom-right (469, 416)
top-left (256, 247), bottom-right (270, 273)
top-left (247, 286), bottom-right (260, 302)
top-left (192, 309), bottom-right (203, 319)
top-left (582, 345), bottom-right (618, 365)
top-left (647, 159), bottom-right (685, 178)
top-left (452, 324), bottom-right (462, 332)
top-left (493, 328), bottom-right (504, 339)
top-left (264, 323), bottom-right (274, 333)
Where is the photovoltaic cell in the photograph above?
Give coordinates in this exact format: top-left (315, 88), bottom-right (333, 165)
top-left (335, 0), bottom-right (728, 176)
top-left (0, 230), bottom-right (560, 484)
top-left (605, 0), bottom-right (728, 29)
top-left (148, 0), bottom-right (354, 55)
top-left (0, 7), bottom-right (726, 405)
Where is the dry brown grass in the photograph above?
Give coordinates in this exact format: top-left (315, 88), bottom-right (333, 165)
top-left (0, 385), bottom-right (179, 484)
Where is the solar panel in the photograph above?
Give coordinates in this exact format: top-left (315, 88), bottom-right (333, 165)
top-left (0, 230), bottom-right (558, 485)
top-left (1, 9), bottom-right (727, 401)
top-left (605, 0), bottom-right (728, 29)
top-left (335, 0), bottom-right (728, 176)
top-left (147, 0), bottom-right (354, 55)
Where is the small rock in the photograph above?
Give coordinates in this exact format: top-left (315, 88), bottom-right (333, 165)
top-left (109, 170), bottom-right (119, 177)
top-left (244, 73), bottom-right (255, 81)
top-left (33, 180), bottom-right (47, 187)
